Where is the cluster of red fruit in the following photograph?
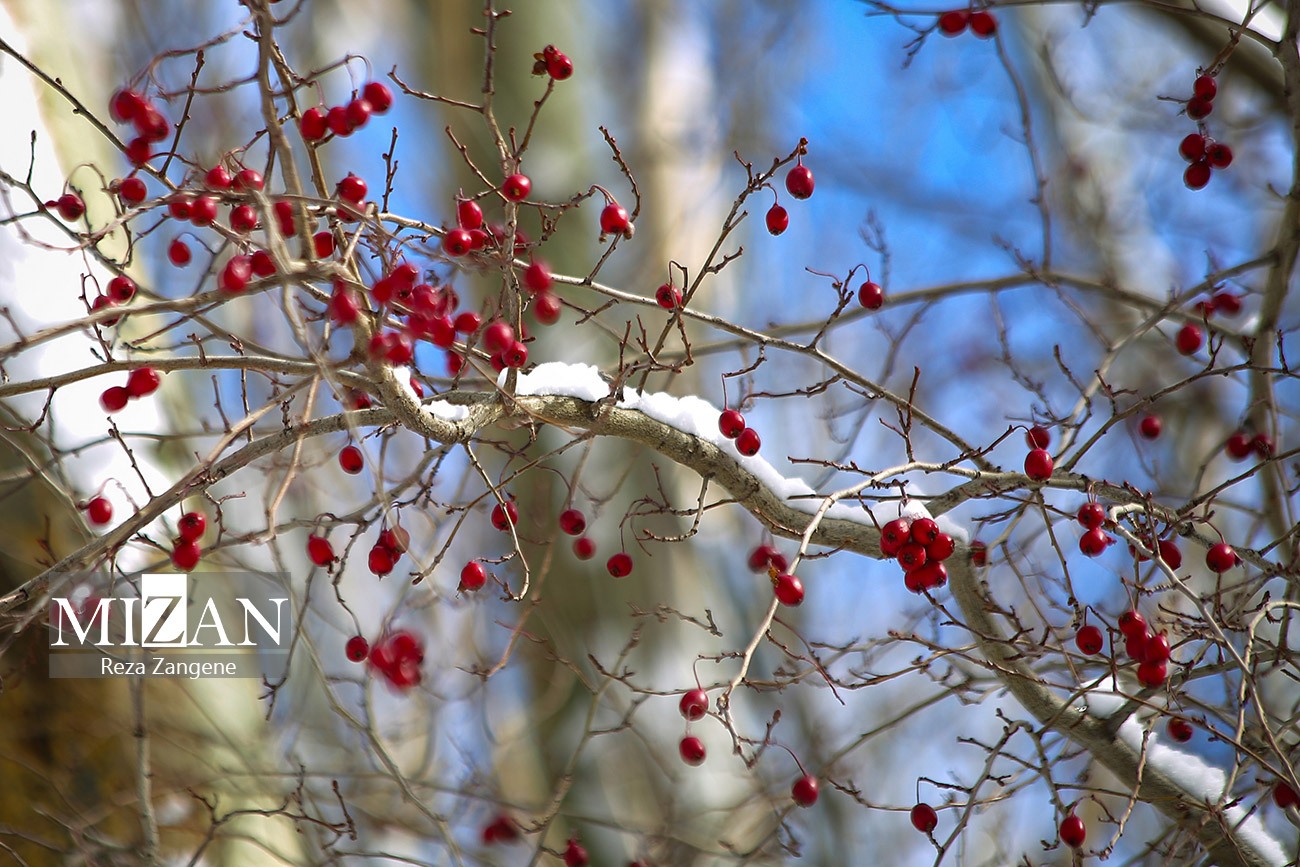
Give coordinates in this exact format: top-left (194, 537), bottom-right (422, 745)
top-left (879, 515), bottom-right (954, 594)
top-left (299, 81), bottom-right (393, 142)
top-left (108, 87), bottom-right (170, 166)
top-left (718, 408), bottom-right (762, 457)
top-left (1022, 424), bottom-right (1054, 481)
top-left (746, 544), bottom-right (804, 606)
top-left (98, 365), bottom-right (160, 413)
top-left (1116, 609), bottom-right (1172, 687)
top-left (1225, 428), bottom-right (1274, 461)
top-left (367, 526), bottom-right (409, 577)
top-left (936, 8), bottom-right (997, 37)
top-left (764, 161), bottom-right (815, 236)
top-left (1074, 502), bottom-right (1115, 558)
top-left (1179, 75), bottom-right (1233, 190)
top-left (532, 44), bottom-right (574, 81)
top-left (89, 272), bottom-right (142, 328)
top-left (170, 511), bottom-right (206, 571)
top-left (347, 628), bottom-right (424, 690)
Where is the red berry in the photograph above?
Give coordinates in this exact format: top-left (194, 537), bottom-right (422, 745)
top-left (1175, 322), bottom-right (1204, 355)
top-left (85, 496), bottom-right (113, 525)
top-left (345, 97), bottom-right (373, 129)
top-left (457, 198), bottom-right (484, 231)
top-left (1137, 659), bottom-right (1168, 687)
top-left (1025, 425), bottom-right (1051, 449)
top-left (679, 735), bottom-right (706, 766)
top-left (307, 534), bottom-right (335, 566)
top-left (679, 688), bottom-right (708, 721)
top-left (719, 409), bottom-right (746, 439)
top-left (345, 635), bottom-right (369, 662)
top-left (533, 292), bottom-right (561, 324)
top-left (599, 202), bottom-right (632, 237)
top-left (1273, 782), bottom-right (1299, 809)
top-left (327, 105), bottom-right (353, 137)
top-left (1184, 161), bottom-right (1211, 190)
top-left (454, 311), bottom-right (482, 334)
top-left (177, 511), bottom-right (206, 542)
top-left (765, 203), bottom-right (789, 235)
top-left (910, 803), bottom-right (938, 832)
top-left (443, 228), bottom-right (472, 257)
top-left (311, 230), bottom-right (336, 259)
top-left (125, 367), bottom-right (160, 398)
top-left (607, 552), bottom-right (633, 578)
top-left (857, 280), bottom-right (884, 310)
top-left (491, 499), bottom-right (519, 532)
top-left (881, 519), bottom-right (912, 555)
top-left (937, 10), bottom-right (968, 34)
top-left (1139, 414), bottom-right (1162, 439)
top-left (300, 106), bottom-right (327, 141)
top-left (1206, 142), bottom-right (1233, 169)
top-left (107, 276), bottom-right (136, 303)
top-left (1076, 502), bottom-right (1106, 529)
top-left (460, 561), bottom-right (487, 592)
top-left (219, 255), bottom-right (253, 293)
top-left (774, 572), bottom-right (804, 606)
top-left (171, 540), bottom-right (201, 570)
top-left (1193, 74), bottom-right (1217, 100)
top-left (116, 176), bottom-right (147, 205)
top-left (735, 427), bottom-right (761, 456)
top-left (1226, 431), bottom-right (1254, 460)
top-left (367, 544), bottom-right (395, 577)
top-left (896, 541), bottom-right (927, 572)
top-left (134, 104), bottom-right (169, 142)
top-left (483, 321), bottom-right (515, 355)
top-left (1024, 448), bottom-right (1053, 481)
top-left (748, 544), bottom-right (780, 571)
top-left (167, 238), bottom-right (191, 266)
top-left (1075, 624), bottom-right (1104, 655)
top-left (339, 445), bottom-right (364, 474)
top-left (1178, 133), bottom-right (1207, 162)
top-left (110, 88), bottom-right (145, 123)
top-left (337, 173), bottom-right (367, 203)
top-left (925, 532), bottom-right (955, 562)
top-left (92, 295), bottom-right (121, 327)
top-left (202, 165), bottom-right (232, 190)
top-left (546, 52), bottom-right (574, 81)
top-left (503, 340), bottom-right (529, 368)
top-left (573, 536), bottom-right (596, 560)
top-left (655, 283), bottom-right (682, 310)
top-left (1211, 291), bottom-right (1242, 315)
top-left (522, 260), bottom-right (552, 293)
top-left (785, 164), bottom-right (815, 200)
top-left (229, 204), bottom-right (258, 233)
top-left (1167, 717), bottom-right (1193, 742)
top-left (1186, 96), bottom-right (1213, 120)
top-left (968, 10), bottom-right (996, 36)
top-left (1157, 539), bottom-right (1182, 569)
top-left (1206, 542), bottom-right (1236, 573)
top-left (189, 194), bottom-right (218, 227)
top-left (125, 136), bottom-right (152, 167)
top-left (1252, 433), bottom-right (1275, 458)
top-left (1118, 610), bottom-right (1147, 638)
top-left (1079, 527), bottom-right (1111, 557)
top-left (56, 193), bottom-right (85, 222)
top-left (969, 540), bottom-right (987, 566)
top-left (559, 509), bottom-right (586, 536)
top-left (792, 774), bottom-right (819, 807)
top-left (1059, 813), bottom-right (1086, 848)
top-left (100, 386), bottom-right (129, 413)
top-left (910, 517), bottom-right (940, 545)
top-left (562, 838), bottom-right (588, 867)
top-left (1145, 632), bottom-right (1171, 663)
top-left (502, 173), bottom-right (531, 202)
top-left (363, 81), bottom-right (393, 113)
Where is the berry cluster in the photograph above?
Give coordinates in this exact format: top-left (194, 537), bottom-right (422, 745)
top-left (718, 408), bottom-right (761, 456)
top-left (367, 525), bottom-right (409, 577)
top-left (299, 80), bottom-right (393, 142)
top-left (880, 515), bottom-right (954, 594)
top-left (1178, 75), bottom-right (1233, 190)
top-left (98, 365), bottom-right (160, 413)
top-left (170, 511), bottom-right (206, 571)
top-left (558, 508), bottom-right (598, 562)
top-left (362, 628), bottom-right (424, 690)
top-left (532, 44), bottom-right (574, 81)
top-left (1117, 609), bottom-right (1170, 687)
top-left (1023, 424), bottom-right (1054, 481)
top-left (764, 159), bottom-right (815, 236)
top-left (936, 8), bottom-right (997, 37)
top-left (108, 87), bottom-right (171, 166)
top-left (1225, 429), bottom-right (1274, 461)
top-left (89, 271), bottom-right (143, 329)
top-left (1074, 502), bottom-right (1114, 558)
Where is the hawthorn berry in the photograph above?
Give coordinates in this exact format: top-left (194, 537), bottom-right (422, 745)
top-left (522, 259), bottom-right (551, 293)
top-left (85, 496), bottom-right (113, 525)
top-left (655, 283), bottom-right (683, 310)
top-left (1273, 782), bottom-right (1299, 809)
top-left (1059, 813), bottom-right (1086, 849)
top-left (55, 192), bottom-right (85, 222)
top-left (126, 367), bottom-right (161, 398)
top-left (189, 194), bottom-right (218, 227)
top-left (910, 803), bottom-right (938, 833)
top-left (1079, 527), bottom-right (1111, 557)
top-left (607, 552), bottom-right (633, 578)
top-left (107, 276), bottom-right (136, 303)
top-left (1075, 624), bottom-right (1104, 655)
top-left (1205, 542), bottom-right (1236, 573)
top-left (1167, 717), bottom-right (1194, 742)
top-left (785, 164), bottom-right (815, 200)
top-left (533, 292), bottom-right (561, 324)
top-left (792, 774), bottom-right (819, 807)
top-left (229, 204), bottom-right (259, 233)
top-left (116, 176), bottom-right (147, 205)
top-left (1178, 133), bottom-right (1207, 162)
top-left (307, 534), bottom-right (335, 566)
top-left (1025, 425), bottom-right (1051, 449)
top-left (573, 536), bottom-right (596, 560)
top-left (1157, 538), bottom-right (1182, 569)
top-left (110, 88), bottom-right (145, 123)
top-left (562, 838), bottom-right (588, 867)
top-left (938, 10), bottom-right (968, 35)
top-left (177, 511), bottom-right (206, 542)
top-left (501, 173), bottom-right (531, 202)
top-left (345, 97), bottom-right (373, 129)
top-left (443, 228), bottom-right (473, 257)
top-left (896, 541), bottom-right (927, 572)
top-left (1252, 432), bottom-right (1275, 457)
top-left (1206, 142), bottom-right (1233, 169)
top-left (368, 629), bottom-right (424, 689)
top-left (299, 106), bottom-right (327, 141)
top-left (460, 561), bottom-right (487, 592)
top-left (125, 136), bottom-right (152, 167)
top-left (92, 295), bottom-right (121, 327)
top-left (1145, 632), bottom-right (1171, 663)
top-left (910, 517), bottom-right (940, 545)
top-left (337, 173), bottom-right (367, 203)
top-left (503, 340), bottom-right (529, 368)
top-left (1211, 291), bottom-right (1242, 315)
top-left (969, 540), bottom-right (987, 566)
top-left (171, 540), bottom-right (201, 571)
top-left (1193, 74), bottom-right (1217, 100)
top-left (968, 10), bottom-right (996, 36)
top-left (368, 544), bottom-right (395, 577)
top-left (1024, 448), bottom-right (1053, 481)
top-left (100, 386), bottom-right (130, 413)
top-left (345, 635), bottom-right (369, 662)
top-left (679, 735), bottom-right (706, 766)
top-left (491, 499), bottom-right (519, 531)
top-left (1137, 659), bottom-right (1168, 687)
top-left (326, 105), bottom-right (352, 137)
top-left (1139, 414), bottom-right (1162, 439)
top-left (219, 255), bottom-right (254, 294)
top-left (546, 50), bottom-right (575, 81)
top-left (1225, 431), bottom-right (1254, 460)
top-left (679, 688), bottom-right (709, 721)
top-left (559, 509), bottom-right (587, 536)
top-left (1186, 96), bottom-right (1213, 120)
top-left (748, 544), bottom-right (787, 573)
top-left (339, 445), bottom-right (364, 474)
top-left (1175, 322), bottom-right (1204, 355)
top-left (765, 203), bottom-right (789, 235)
top-left (735, 427), bottom-right (761, 456)
top-left (483, 321), bottom-right (516, 355)
top-left (599, 202), bottom-right (632, 237)
top-left (1076, 502), bottom-right (1106, 529)
top-left (858, 280), bottom-right (884, 309)
top-left (719, 409), bottom-right (746, 439)
top-left (165, 236), bottom-right (192, 266)
top-left (1184, 161), bottom-right (1211, 190)
top-left (925, 532), bottom-right (955, 562)
top-left (774, 572), bottom-right (804, 606)
top-left (908, 561), bottom-right (948, 592)
top-left (1118, 610), bottom-right (1147, 638)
